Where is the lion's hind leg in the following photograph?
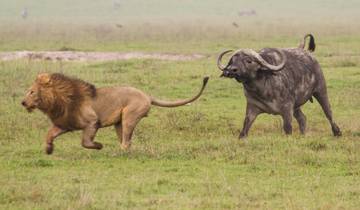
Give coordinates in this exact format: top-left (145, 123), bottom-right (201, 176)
top-left (114, 123), bottom-right (123, 144)
top-left (120, 105), bottom-right (150, 150)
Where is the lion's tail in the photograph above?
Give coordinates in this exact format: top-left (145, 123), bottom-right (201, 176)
top-left (298, 34), bottom-right (316, 52)
top-left (150, 77), bottom-right (209, 108)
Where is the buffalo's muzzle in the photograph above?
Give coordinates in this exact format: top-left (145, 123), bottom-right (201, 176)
top-left (220, 70), bottom-right (229, 77)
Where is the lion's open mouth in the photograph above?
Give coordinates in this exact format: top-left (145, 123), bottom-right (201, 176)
top-left (26, 106), bottom-right (36, 112)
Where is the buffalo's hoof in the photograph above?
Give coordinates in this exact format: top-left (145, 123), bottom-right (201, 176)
top-left (46, 144), bottom-right (54, 155)
top-left (239, 133), bottom-right (247, 139)
top-left (332, 125), bottom-right (342, 137)
top-left (333, 130), bottom-right (342, 137)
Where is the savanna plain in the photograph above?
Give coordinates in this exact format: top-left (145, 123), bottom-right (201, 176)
top-left (0, 0), bottom-right (360, 209)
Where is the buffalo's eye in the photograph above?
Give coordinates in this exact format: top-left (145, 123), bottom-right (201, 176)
top-left (246, 59), bottom-right (252, 64)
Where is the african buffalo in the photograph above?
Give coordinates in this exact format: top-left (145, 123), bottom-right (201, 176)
top-left (217, 34), bottom-right (341, 138)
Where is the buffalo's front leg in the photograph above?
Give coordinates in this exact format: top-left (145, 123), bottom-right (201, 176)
top-left (281, 108), bottom-right (293, 135)
top-left (293, 108), bottom-right (306, 134)
top-left (239, 104), bottom-right (261, 139)
top-left (45, 125), bottom-right (67, 154)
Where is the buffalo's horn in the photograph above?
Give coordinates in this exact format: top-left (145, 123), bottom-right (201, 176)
top-left (243, 49), bottom-right (286, 71)
top-left (217, 50), bottom-right (233, 71)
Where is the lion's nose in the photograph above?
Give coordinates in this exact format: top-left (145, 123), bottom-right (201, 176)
top-left (21, 101), bottom-right (26, 106)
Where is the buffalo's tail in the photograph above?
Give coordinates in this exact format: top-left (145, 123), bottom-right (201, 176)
top-left (298, 34), bottom-right (316, 52)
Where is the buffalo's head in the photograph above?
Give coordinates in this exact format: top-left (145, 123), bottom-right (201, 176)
top-left (217, 49), bottom-right (286, 82)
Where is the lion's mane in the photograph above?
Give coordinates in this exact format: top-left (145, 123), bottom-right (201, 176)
top-left (37, 73), bottom-right (96, 128)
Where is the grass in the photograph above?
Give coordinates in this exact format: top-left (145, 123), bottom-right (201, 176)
top-left (0, 49), bottom-right (359, 209)
top-left (1, 0), bottom-right (360, 209)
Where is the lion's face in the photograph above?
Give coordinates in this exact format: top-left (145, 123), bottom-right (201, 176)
top-left (21, 83), bottom-right (41, 112)
top-left (21, 73), bottom-right (51, 112)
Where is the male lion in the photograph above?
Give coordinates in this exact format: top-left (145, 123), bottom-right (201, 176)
top-left (22, 73), bottom-right (209, 154)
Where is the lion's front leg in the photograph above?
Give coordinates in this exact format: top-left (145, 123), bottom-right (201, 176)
top-left (45, 125), bottom-right (67, 154)
top-left (79, 106), bottom-right (103, 150)
top-left (81, 121), bottom-right (103, 150)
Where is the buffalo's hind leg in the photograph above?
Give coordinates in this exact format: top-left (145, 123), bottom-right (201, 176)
top-left (293, 108), bottom-right (306, 134)
top-left (239, 104), bottom-right (261, 139)
top-left (313, 92), bottom-right (342, 136)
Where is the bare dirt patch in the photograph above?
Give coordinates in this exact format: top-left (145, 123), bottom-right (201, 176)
top-left (0, 51), bottom-right (206, 62)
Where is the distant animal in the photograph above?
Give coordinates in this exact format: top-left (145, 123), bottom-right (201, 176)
top-left (21, 73), bottom-right (209, 154)
top-left (238, 9), bottom-right (256, 17)
top-left (217, 34), bottom-right (341, 138)
top-left (115, 24), bottom-right (123, 28)
top-left (21, 7), bottom-right (28, 19)
top-left (232, 22), bottom-right (239, 28)
top-left (113, 1), bottom-right (121, 9)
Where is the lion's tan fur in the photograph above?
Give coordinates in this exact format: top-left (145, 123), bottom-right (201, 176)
top-left (22, 73), bottom-right (208, 154)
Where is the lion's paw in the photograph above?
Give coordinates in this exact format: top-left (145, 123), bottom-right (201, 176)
top-left (45, 144), bottom-right (54, 155)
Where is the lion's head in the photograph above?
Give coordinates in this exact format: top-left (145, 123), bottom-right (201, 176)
top-left (22, 73), bottom-right (50, 112)
top-left (22, 73), bottom-right (96, 119)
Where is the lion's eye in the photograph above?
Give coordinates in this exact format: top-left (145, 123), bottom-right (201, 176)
top-left (30, 91), bottom-right (34, 95)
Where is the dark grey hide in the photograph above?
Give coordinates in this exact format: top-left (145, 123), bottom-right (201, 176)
top-left (218, 47), bottom-right (341, 138)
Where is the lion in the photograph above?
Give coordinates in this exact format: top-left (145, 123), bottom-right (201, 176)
top-left (21, 73), bottom-right (209, 154)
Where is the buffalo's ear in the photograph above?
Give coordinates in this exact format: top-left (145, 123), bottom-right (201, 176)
top-left (36, 73), bottom-right (51, 85)
top-left (258, 66), bottom-right (276, 74)
top-left (258, 66), bottom-right (269, 71)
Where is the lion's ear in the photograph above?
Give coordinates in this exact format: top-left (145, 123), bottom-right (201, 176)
top-left (36, 73), bottom-right (51, 85)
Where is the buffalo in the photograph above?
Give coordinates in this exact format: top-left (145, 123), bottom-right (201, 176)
top-left (217, 34), bottom-right (341, 138)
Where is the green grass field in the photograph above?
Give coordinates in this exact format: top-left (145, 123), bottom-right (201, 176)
top-left (1, 0), bottom-right (360, 209)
